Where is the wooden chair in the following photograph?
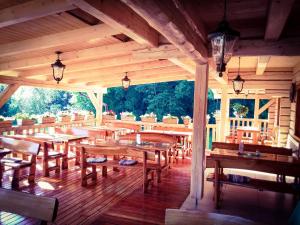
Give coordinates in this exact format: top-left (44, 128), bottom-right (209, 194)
top-left (80, 145), bottom-right (156, 193)
top-left (108, 122), bottom-right (140, 134)
top-left (0, 137), bottom-right (40, 188)
top-left (0, 188), bottom-right (59, 225)
top-left (261, 126), bottom-right (279, 146)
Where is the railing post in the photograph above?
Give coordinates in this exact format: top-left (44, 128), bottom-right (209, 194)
top-left (219, 87), bottom-right (228, 142)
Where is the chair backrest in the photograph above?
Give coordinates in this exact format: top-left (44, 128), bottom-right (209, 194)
top-left (212, 142), bottom-right (292, 156)
top-left (0, 188), bottom-right (58, 224)
top-left (120, 132), bottom-right (177, 144)
top-left (0, 137), bottom-right (40, 155)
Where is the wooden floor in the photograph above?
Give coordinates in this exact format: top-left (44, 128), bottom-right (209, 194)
top-left (0, 156), bottom-right (297, 225)
top-left (0, 158), bottom-right (190, 225)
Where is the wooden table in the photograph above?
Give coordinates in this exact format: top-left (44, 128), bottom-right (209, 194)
top-left (207, 148), bottom-right (300, 209)
top-left (236, 126), bottom-right (261, 144)
top-left (141, 130), bottom-right (192, 149)
top-left (8, 133), bottom-right (87, 169)
top-left (81, 139), bottom-right (171, 178)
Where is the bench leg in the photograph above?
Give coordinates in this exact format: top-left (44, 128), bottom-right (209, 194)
top-left (28, 164), bottom-right (36, 183)
top-left (102, 166), bottom-right (107, 177)
top-left (81, 167), bottom-right (87, 187)
top-left (43, 158), bottom-right (50, 177)
top-left (55, 158), bottom-right (61, 174)
top-left (0, 163), bottom-right (3, 186)
top-left (92, 165), bottom-right (97, 181)
top-left (113, 166), bottom-right (119, 172)
top-left (12, 168), bottom-right (20, 189)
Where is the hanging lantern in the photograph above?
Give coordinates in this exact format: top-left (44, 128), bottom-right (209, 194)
top-left (122, 72), bottom-right (131, 90)
top-left (232, 57), bottom-right (245, 95)
top-left (51, 51), bottom-right (65, 84)
top-left (207, 0), bottom-right (240, 77)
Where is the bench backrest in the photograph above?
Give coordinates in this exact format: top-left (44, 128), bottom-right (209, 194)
top-left (153, 126), bottom-right (192, 132)
top-left (81, 145), bottom-right (156, 161)
top-left (120, 132), bottom-right (177, 144)
top-left (212, 142), bottom-right (292, 156)
top-left (0, 137), bottom-right (40, 155)
top-left (55, 127), bottom-right (106, 139)
top-left (109, 122), bottom-right (140, 131)
top-left (0, 188), bottom-right (58, 224)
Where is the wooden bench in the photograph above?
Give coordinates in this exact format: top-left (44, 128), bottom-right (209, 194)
top-left (120, 132), bottom-right (177, 181)
top-left (0, 137), bottom-right (40, 188)
top-left (80, 145), bottom-right (156, 193)
top-left (0, 188), bottom-right (58, 225)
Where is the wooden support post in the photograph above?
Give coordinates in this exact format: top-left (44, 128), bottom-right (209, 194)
top-left (254, 96), bottom-right (260, 127)
top-left (219, 87), bottom-right (228, 142)
top-left (87, 91), bottom-right (103, 126)
top-left (0, 84), bottom-right (20, 108)
top-left (190, 63), bottom-right (208, 205)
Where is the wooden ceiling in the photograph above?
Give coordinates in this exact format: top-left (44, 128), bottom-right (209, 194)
top-left (0, 0), bottom-right (299, 95)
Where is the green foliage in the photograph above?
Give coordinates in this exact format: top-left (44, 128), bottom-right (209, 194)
top-left (232, 103), bottom-right (249, 118)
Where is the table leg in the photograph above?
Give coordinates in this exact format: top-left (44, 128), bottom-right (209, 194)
top-left (214, 160), bottom-right (221, 209)
top-left (157, 150), bottom-right (161, 183)
top-left (62, 142), bottom-right (69, 169)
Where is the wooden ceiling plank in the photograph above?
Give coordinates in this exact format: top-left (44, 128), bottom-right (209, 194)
top-left (66, 65), bottom-right (184, 83)
top-left (0, 24), bottom-right (120, 57)
top-left (18, 54), bottom-right (157, 78)
top-left (0, 83), bottom-right (20, 108)
top-left (264, 0), bottom-right (295, 41)
top-left (234, 37), bottom-right (300, 56)
top-left (121, 0), bottom-right (208, 63)
top-left (0, 41), bottom-right (144, 71)
top-left (256, 56), bottom-right (271, 75)
top-left (0, 0), bottom-right (76, 28)
top-left (132, 44), bottom-right (184, 60)
top-left (70, 0), bottom-right (158, 47)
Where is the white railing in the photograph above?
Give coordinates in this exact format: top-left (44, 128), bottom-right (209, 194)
top-left (228, 118), bottom-right (269, 135)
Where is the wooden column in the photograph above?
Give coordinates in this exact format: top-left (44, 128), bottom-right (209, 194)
top-left (87, 91), bottom-right (103, 126)
top-left (254, 96), bottom-right (260, 127)
top-left (190, 63), bottom-right (209, 205)
top-left (219, 87), bottom-right (228, 142)
top-left (0, 84), bottom-right (20, 108)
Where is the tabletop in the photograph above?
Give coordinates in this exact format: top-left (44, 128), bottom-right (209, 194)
top-left (208, 148), bottom-right (300, 165)
top-left (141, 130), bottom-right (193, 137)
top-left (9, 133), bottom-right (88, 142)
top-left (80, 139), bottom-right (172, 152)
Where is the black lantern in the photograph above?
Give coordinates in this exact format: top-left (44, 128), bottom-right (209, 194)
top-left (122, 72), bottom-right (131, 90)
top-left (51, 51), bottom-right (65, 84)
top-left (232, 57), bottom-right (245, 95)
top-left (207, 0), bottom-right (240, 77)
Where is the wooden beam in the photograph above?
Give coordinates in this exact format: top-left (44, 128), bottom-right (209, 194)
top-left (0, 41), bottom-right (144, 71)
top-left (265, 0), bottom-right (295, 40)
top-left (0, 75), bottom-right (96, 92)
top-left (132, 44), bottom-right (184, 60)
top-left (256, 56), bottom-right (270, 75)
top-left (121, 0), bottom-right (208, 63)
top-left (234, 38), bottom-right (300, 56)
top-left (169, 58), bottom-right (194, 74)
top-left (70, 0), bottom-right (158, 47)
top-left (0, 24), bottom-right (119, 57)
top-left (0, 0), bottom-right (76, 28)
top-left (190, 63), bottom-right (208, 204)
top-left (258, 99), bottom-right (276, 115)
top-left (0, 84), bottom-right (20, 108)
